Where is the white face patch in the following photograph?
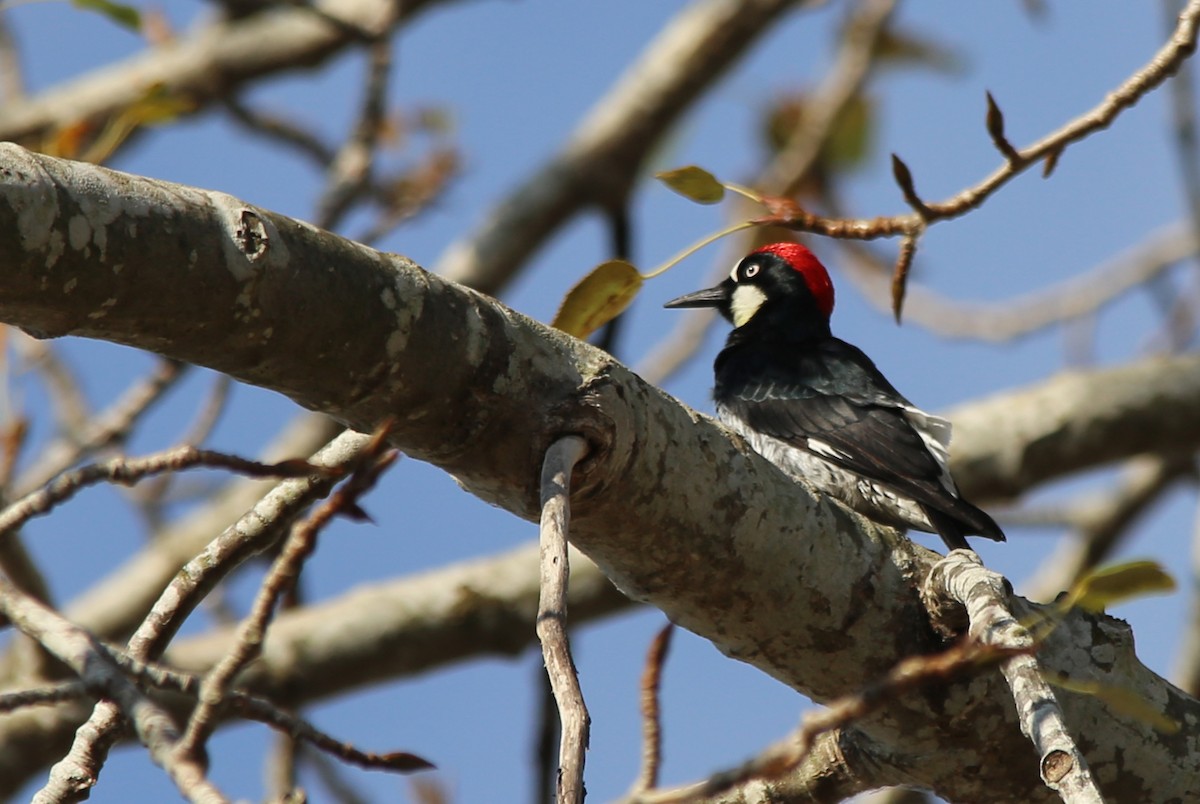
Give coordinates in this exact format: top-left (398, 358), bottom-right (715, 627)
top-left (730, 284), bottom-right (767, 327)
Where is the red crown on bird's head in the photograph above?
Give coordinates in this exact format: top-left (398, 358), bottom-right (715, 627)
top-left (753, 242), bottom-right (835, 319)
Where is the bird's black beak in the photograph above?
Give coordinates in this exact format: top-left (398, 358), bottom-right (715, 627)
top-left (663, 285), bottom-right (728, 309)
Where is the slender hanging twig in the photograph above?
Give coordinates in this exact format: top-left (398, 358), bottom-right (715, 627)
top-left (536, 435), bottom-right (589, 804)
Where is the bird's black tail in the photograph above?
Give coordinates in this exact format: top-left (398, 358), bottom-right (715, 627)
top-left (922, 501), bottom-right (1005, 553)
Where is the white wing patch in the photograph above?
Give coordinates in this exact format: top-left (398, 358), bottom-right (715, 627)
top-left (902, 405), bottom-right (957, 494)
top-left (806, 437), bottom-right (852, 462)
top-left (730, 284), bottom-right (767, 327)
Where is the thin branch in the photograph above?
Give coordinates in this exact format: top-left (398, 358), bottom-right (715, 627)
top-left (0, 575), bottom-right (229, 804)
top-left (14, 356), bottom-right (186, 495)
top-left (537, 435), bottom-right (589, 804)
top-left (127, 373), bottom-right (234, 530)
top-left (437, 0), bottom-right (806, 294)
top-left (0, 445), bottom-right (334, 537)
top-left (0, 0), bottom-right (455, 146)
top-left (761, 0), bottom-right (896, 197)
top-left (924, 552), bottom-right (1103, 804)
top-left (630, 623), bottom-right (674, 796)
top-left (631, 643), bottom-right (1026, 803)
top-left (172, 432), bottom-right (396, 763)
top-left (777, 0), bottom-right (1200, 239)
top-left (13, 336), bottom-right (91, 443)
top-left (100, 647), bottom-right (433, 774)
top-left (315, 18), bottom-right (399, 232)
top-left (36, 426), bottom-right (370, 802)
top-left (1161, 0), bottom-right (1200, 351)
top-left (223, 97), bottom-right (337, 165)
top-left (0, 681), bottom-right (85, 712)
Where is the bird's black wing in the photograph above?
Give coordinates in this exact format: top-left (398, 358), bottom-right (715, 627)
top-left (716, 337), bottom-right (1003, 541)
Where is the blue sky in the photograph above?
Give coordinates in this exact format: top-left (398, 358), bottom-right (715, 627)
top-left (5, 2), bottom-right (1194, 802)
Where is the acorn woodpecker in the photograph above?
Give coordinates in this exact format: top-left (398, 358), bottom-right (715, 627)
top-left (664, 242), bottom-right (1004, 552)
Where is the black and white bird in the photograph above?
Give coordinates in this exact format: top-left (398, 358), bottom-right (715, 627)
top-left (664, 242), bottom-right (1004, 552)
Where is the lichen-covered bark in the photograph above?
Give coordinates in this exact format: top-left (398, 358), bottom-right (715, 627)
top-left (1, 145), bottom-right (1198, 802)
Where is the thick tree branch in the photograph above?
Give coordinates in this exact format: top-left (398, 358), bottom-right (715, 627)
top-left (0, 0), bottom-right (461, 147)
top-left (946, 357), bottom-right (1200, 502)
top-left (436, 0), bottom-right (807, 294)
top-left (0, 146), bottom-right (1198, 802)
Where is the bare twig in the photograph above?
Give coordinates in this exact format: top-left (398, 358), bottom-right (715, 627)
top-left (0, 681), bottom-right (85, 712)
top-left (1162, 0), bottom-right (1200, 350)
top-left (128, 373), bottom-right (234, 532)
top-left (437, 0), bottom-right (806, 294)
top-left (0, 576), bottom-right (230, 804)
top-left (0, 445), bottom-right (334, 537)
top-left (630, 623), bottom-right (674, 795)
top-left (13, 337), bottom-right (91, 441)
top-left (890, 234), bottom-right (917, 322)
top-left (629, 637), bottom-right (1025, 804)
top-left (761, 0), bottom-right (896, 196)
top-left (173, 431), bottom-right (397, 763)
top-left (38, 427), bottom-right (371, 802)
top-left (100, 647), bottom-right (433, 774)
top-left (777, 0), bottom-right (1200, 241)
top-left (0, 355), bottom-right (185, 648)
top-left (924, 551), bottom-right (1103, 803)
top-left (536, 435), bottom-right (589, 804)
top-left (14, 356), bottom-right (185, 495)
top-left (223, 97), bottom-right (336, 165)
top-left (315, 17), bottom-right (399, 232)
top-left (0, 0), bottom-right (448, 145)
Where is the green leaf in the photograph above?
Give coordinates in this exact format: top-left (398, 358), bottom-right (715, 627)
top-left (656, 166), bottom-right (725, 204)
top-left (1049, 674), bottom-right (1179, 734)
top-left (73, 0), bottom-right (142, 31)
top-left (1062, 560), bottom-right (1175, 614)
top-left (552, 260), bottom-right (644, 339)
top-left (874, 28), bottom-right (966, 76)
top-left (824, 94), bottom-right (873, 171)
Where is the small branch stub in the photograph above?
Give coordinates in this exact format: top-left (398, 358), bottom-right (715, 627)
top-left (891, 234), bottom-right (919, 323)
top-left (890, 153), bottom-right (932, 218)
top-left (630, 622), bottom-right (674, 796)
top-left (985, 91), bottom-right (1022, 163)
top-left (537, 435), bottom-right (590, 804)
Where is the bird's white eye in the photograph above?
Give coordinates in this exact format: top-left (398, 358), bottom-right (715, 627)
top-left (743, 263), bottom-right (760, 279)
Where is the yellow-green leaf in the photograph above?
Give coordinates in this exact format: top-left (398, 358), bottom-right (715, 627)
top-left (825, 93), bottom-right (873, 171)
top-left (552, 260), bottom-right (643, 339)
top-left (1049, 675), bottom-right (1179, 734)
top-left (1062, 560), bottom-right (1175, 614)
top-left (73, 0), bottom-right (142, 31)
top-left (656, 166), bottom-right (725, 205)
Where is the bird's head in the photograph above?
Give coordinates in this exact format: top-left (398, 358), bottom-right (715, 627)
top-left (664, 242), bottom-right (835, 331)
